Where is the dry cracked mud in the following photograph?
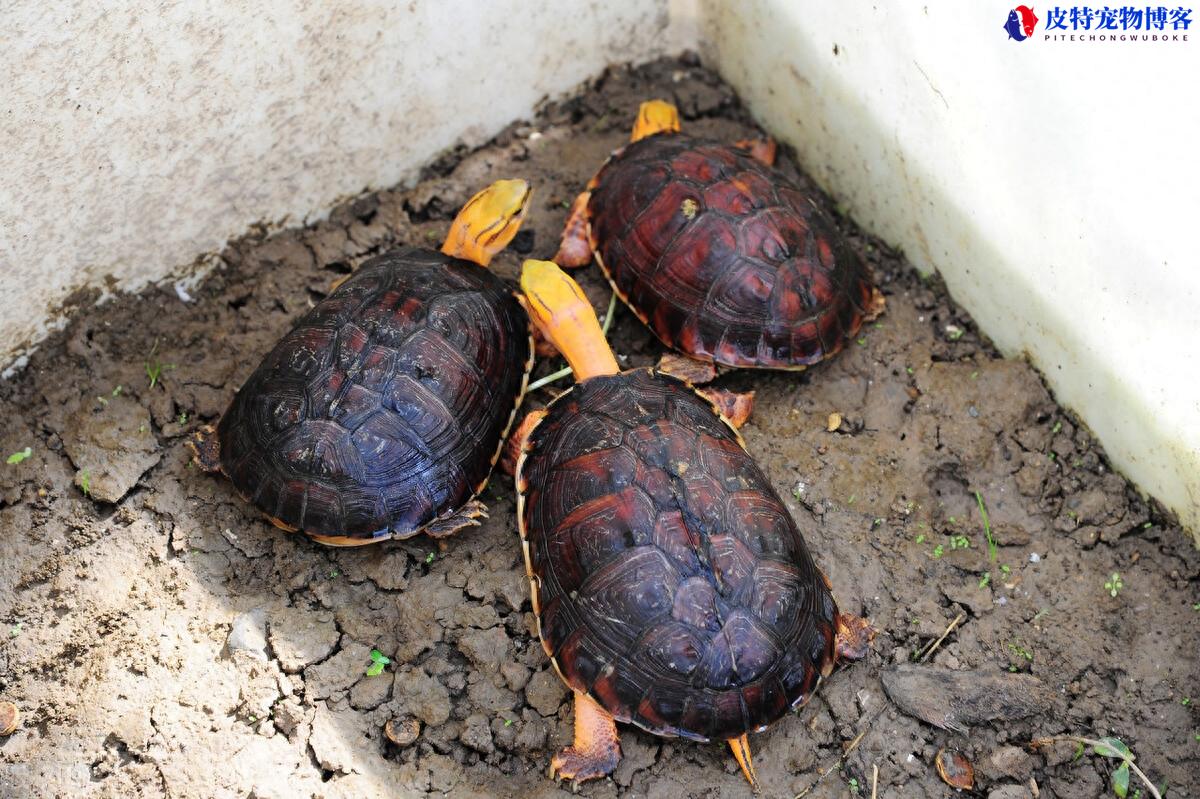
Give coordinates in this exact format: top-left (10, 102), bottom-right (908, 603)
top-left (0, 57), bottom-right (1196, 799)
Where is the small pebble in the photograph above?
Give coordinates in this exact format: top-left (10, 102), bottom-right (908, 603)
top-left (826, 412), bottom-right (842, 432)
top-left (0, 701), bottom-right (19, 735)
top-left (1029, 553), bottom-right (1041, 563)
top-left (385, 717), bottom-right (421, 747)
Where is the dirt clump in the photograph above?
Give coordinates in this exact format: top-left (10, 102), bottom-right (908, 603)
top-left (0, 57), bottom-right (1196, 798)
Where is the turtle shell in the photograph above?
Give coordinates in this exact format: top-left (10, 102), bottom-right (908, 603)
top-left (587, 133), bottom-right (875, 369)
top-left (217, 246), bottom-right (531, 541)
top-left (516, 368), bottom-right (837, 741)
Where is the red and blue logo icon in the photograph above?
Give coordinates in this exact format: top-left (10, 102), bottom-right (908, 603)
top-left (1004, 5), bottom-right (1041, 39)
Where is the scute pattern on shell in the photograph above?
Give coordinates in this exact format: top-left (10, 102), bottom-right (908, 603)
top-left (519, 369), bottom-right (837, 741)
top-left (218, 247), bottom-right (530, 540)
top-left (588, 134), bottom-right (874, 369)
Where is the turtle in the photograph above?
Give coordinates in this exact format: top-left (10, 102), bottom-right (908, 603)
top-left (511, 259), bottom-right (873, 789)
top-left (190, 179), bottom-right (534, 546)
top-left (555, 99), bottom-right (884, 382)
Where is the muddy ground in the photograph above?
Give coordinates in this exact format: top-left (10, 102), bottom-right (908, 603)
top-left (1, 57), bottom-right (1196, 799)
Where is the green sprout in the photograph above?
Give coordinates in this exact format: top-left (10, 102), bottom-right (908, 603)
top-left (80, 470), bottom-right (91, 497)
top-left (1182, 697), bottom-right (1191, 707)
top-left (6, 447), bottom-right (32, 465)
top-left (1000, 564), bottom-right (1012, 575)
top-left (949, 534), bottom-right (971, 550)
top-left (366, 648), bottom-right (391, 677)
top-left (848, 776), bottom-right (860, 793)
top-left (975, 491), bottom-right (998, 562)
top-left (1052, 421), bottom-right (1063, 434)
top-left (9, 622), bottom-right (22, 638)
top-left (503, 716), bottom-right (514, 727)
top-left (931, 544), bottom-right (944, 559)
top-left (1008, 642), bottom-right (1033, 662)
top-left (145, 341), bottom-right (176, 389)
top-left (847, 494), bottom-right (856, 505)
top-left (856, 337), bottom-right (866, 346)
top-left (979, 571), bottom-right (991, 589)
top-left (112, 385), bottom-right (123, 397)
top-left (178, 411), bottom-right (188, 424)
top-left (425, 551), bottom-right (435, 564)
top-left (1105, 572), bottom-right (1124, 598)
top-left (915, 534), bottom-right (926, 544)
top-left (905, 366), bottom-right (914, 375)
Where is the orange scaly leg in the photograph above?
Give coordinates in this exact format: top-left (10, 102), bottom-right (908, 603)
top-left (550, 691), bottom-right (621, 785)
top-left (553, 191), bottom-right (594, 268)
top-left (656, 352), bottom-right (718, 385)
top-left (728, 734), bottom-right (761, 791)
top-left (835, 612), bottom-right (876, 662)
top-left (733, 137), bottom-right (777, 167)
top-left (699, 388), bottom-right (756, 429)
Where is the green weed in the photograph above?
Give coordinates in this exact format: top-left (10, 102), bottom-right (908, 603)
top-left (6, 447), bottom-right (31, 465)
top-left (1105, 573), bottom-right (1124, 598)
top-left (1032, 736), bottom-right (1160, 799)
top-left (366, 649), bottom-right (391, 677)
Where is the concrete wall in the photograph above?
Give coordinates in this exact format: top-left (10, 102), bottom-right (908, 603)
top-left (0, 0), bottom-right (670, 370)
top-left (697, 1), bottom-right (1199, 533)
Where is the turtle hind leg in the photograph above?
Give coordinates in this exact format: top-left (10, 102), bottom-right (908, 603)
top-left (656, 352), bottom-right (718, 385)
top-left (187, 425), bottom-right (222, 473)
top-left (553, 191), bottom-right (594, 268)
top-left (422, 499), bottom-right (489, 539)
top-left (733, 136), bottom-right (777, 167)
top-left (835, 612), bottom-right (876, 662)
top-left (728, 734), bottom-right (761, 792)
top-left (550, 691), bottom-right (621, 785)
top-left (698, 387), bottom-right (756, 429)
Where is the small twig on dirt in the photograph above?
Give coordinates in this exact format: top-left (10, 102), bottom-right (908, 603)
top-left (871, 763), bottom-right (879, 799)
top-left (527, 292), bottom-right (618, 392)
top-left (917, 612), bottom-right (966, 663)
top-left (793, 724), bottom-right (875, 799)
top-left (1030, 735), bottom-right (1161, 799)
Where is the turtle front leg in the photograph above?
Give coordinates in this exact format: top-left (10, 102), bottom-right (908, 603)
top-left (551, 691), bottom-right (622, 785)
top-left (834, 612), bottom-right (876, 662)
top-left (501, 409), bottom-right (547, 477)
top-left (187, 425), bottom-right (222, 473)
top-left (553, 191), bottom-right (594, 268)
top-left (733, 137), bottom-right (777, 167)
